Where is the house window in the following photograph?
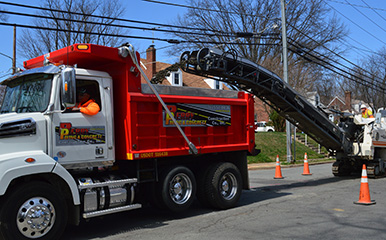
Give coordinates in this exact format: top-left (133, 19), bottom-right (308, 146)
top-left (174, 72), bottom-right (180, 85)
top-left (215, 80), bottom-right (220, 89)
top-left (315, 95), bottom-right (320, 106)
top-left (204, 78), bottom-right (223, 90)
top-left (166, 70), bottom-right (183, 86)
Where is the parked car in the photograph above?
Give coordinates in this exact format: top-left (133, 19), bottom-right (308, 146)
top-left (255, 121), bottom-right (275, 132)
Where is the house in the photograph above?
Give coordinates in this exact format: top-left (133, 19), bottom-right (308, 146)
top-left (141, 45), bottom-right (224, 90)
top-left (140, 45), bottom-right (271, 122)
top-left (304, 91), bottom-right (320, 107)
top-left (326, 91), bottom-right (368, 121)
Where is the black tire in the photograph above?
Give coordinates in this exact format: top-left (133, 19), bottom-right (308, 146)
top-left (158, 166), bottom-right (196, 212)
top-left (204, 162), bottom-right (242, 210)
top-left (196, 167), bottom-right (211, 208)
top-left (0, 181), bottom-right (68, 240)
top-left (332, 161), bottom-right (352, 177)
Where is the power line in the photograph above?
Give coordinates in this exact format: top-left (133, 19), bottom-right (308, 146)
top-left (343, 0), bottom-right (386, 34)
top-left (288, 41), bottom-right (386, 93)
top-left (291, 46), bottom-right (385, 93)
top-left (0, 1), bottom-right (226, 34)
top-left (289, 38), bottom-right (374, 83)
top-left (343, 35), bottom-right (377, 55)
top-left (325, 1), bottom-right (386, 46)
top-left (142, 0), bottom-right (277, 20)
top-left (326, 0), bottom-right (386, 12)
top-left (0, 22), bottom-right (280, 46)
top-left (1, 9), bottom-right (279, 40)
top-left (360, 0), bottom-right (386, 24)
top-left (287, 23), bottom-right (386, 85)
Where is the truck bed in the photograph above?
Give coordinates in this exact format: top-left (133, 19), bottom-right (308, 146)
top-left (116, 84), bottom-right (255, 160)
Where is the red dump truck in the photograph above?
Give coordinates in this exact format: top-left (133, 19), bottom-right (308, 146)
top-left (0, 43), bottom-right (256, 239)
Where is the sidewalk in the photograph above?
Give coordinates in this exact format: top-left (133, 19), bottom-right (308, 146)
top-left (248, 158), bottom-right (335, 170)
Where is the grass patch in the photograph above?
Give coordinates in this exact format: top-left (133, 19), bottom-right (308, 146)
top-left (248, 132), bottom-right (328, 164)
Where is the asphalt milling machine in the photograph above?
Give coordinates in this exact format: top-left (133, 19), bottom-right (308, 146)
top-left (179, 47), bottom-right (386, 178)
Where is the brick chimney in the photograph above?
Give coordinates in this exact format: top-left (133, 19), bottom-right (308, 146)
top-left (344, 91), bottom-right (351, 111)
top-left (145, 45), bottom-right (156, 80)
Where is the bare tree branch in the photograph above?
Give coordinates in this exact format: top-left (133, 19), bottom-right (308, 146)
top-left (169, 0), bottom-right (347, 96)
top-left (18, 0), bottom-right (127, 59)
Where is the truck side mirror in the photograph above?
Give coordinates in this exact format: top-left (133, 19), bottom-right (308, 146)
top-left (61, 67), bottom-right (76, 108)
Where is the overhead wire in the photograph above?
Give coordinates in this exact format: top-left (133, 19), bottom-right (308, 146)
top-left (287, 23), bottom-right (386, 87)
top-left (0, 0), bottom-right (383, 92)
top-left (326, 0), bottom-right (386, 12)
top-left (343, 0), bottom-right (386, 34)
top-left (0, 22), bottom-right (280, 46)
top-left (360, 0), bottom-right (386, 24)
top-left (142, 0), bottom-right (277, 20)
top-left (290, 46), bottom-right (384, 92)
top-left (0, 9), bottom-right (280, 40)
top-left (287, 40), bottom-right (386, 93)
top-left (288, 37), bottom-right (382, 85)
top-left (0, 1), bottom-right (227, 34)
top-left (324, 1), bottom-right (386, 46)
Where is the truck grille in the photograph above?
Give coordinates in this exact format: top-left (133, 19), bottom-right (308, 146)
top-left (0, 118), bottom-right (36, 138)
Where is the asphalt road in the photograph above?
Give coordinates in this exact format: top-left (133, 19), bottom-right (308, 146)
top-left (63, 163), bottom-right (386, 240)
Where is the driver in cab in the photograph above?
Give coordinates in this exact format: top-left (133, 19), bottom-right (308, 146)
top-left (71, 87), bottom-right (100, 116)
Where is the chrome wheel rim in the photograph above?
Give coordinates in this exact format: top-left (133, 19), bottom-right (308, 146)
top-left (16, 197), bottom-right (56, 239)
top-left (220, 172), bottom-right (238, 200)
top-left (169, 173), bottom-right (193, 205)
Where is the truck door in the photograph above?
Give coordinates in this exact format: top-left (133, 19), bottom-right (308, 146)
top-left (52, 77), bottom-right (112, 167)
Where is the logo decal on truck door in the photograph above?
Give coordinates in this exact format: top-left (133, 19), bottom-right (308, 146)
top-left (55, 122), bottom-right (105, 145)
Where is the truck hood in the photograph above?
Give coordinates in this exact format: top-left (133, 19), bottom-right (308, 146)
top-left (0, 113), bottom-right (47, 156)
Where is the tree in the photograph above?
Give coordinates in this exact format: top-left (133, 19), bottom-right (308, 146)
top-left (316, 72), bottom-right (341, 106)
top-left (268, 108), bottom-right (285, 132)
top-left (18, 0), bottom-right (126, 59)
top-left (343, 48), bottom-right (386, 111)
top-left (170, 0), bottom-right (347, 94)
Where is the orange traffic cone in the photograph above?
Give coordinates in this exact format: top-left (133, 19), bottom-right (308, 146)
top-left (302, 153), bottom-right (312, 175)
top-left (354, 164), bottom-right (376, 205)
top-left (274, 155), bottom-right (284, 179)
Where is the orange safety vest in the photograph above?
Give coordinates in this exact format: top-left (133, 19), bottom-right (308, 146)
top-left (77, 99), bottom-right (100, 116)
top-left (362, 108), bottom-right (374, 118)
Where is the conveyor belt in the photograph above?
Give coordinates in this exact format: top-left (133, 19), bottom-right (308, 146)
top-left (180, 48), bottom-right (352, 153)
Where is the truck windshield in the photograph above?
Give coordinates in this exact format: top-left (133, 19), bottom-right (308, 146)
top-left (0, 74), bottom-right (53, 114)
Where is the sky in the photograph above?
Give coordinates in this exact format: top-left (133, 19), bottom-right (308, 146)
top-left (0, 0), bottom-right (385, 81)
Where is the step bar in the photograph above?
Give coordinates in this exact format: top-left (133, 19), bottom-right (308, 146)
top-left (78, 178), bottom-right (138, 190)
top-left (83, 204), bottom-right (142, 219)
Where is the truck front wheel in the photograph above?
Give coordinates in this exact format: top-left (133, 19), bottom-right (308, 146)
top-left (0, 181), bottom-right (68, 240)
top-left (204, 162), bottom-right (242, 210)
top-left (158, 166), bottom-right (196, 212)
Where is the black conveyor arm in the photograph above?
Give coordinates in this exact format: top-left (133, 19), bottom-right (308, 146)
top-left (179, 48), bottom-right (351, 153)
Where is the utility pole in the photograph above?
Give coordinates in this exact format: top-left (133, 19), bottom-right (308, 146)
top-left (12, 24), bottom-right (16, 74)
top-left (280, 0), bottom-right (292, 163)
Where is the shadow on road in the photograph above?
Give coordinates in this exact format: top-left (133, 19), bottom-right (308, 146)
top-left (62, 176), bottom-right (356, 239)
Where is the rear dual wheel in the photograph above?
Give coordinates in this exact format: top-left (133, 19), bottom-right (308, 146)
top-left (158, 166), bottom-right (196, 212)
top-left (199, 162), bottom-right (242, 210)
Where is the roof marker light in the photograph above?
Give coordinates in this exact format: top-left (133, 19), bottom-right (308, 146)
top-left (77, 44), bottom-right (89, 50)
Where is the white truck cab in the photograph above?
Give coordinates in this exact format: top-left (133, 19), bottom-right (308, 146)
top-left (0, 64), bottom-right (117, 239)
